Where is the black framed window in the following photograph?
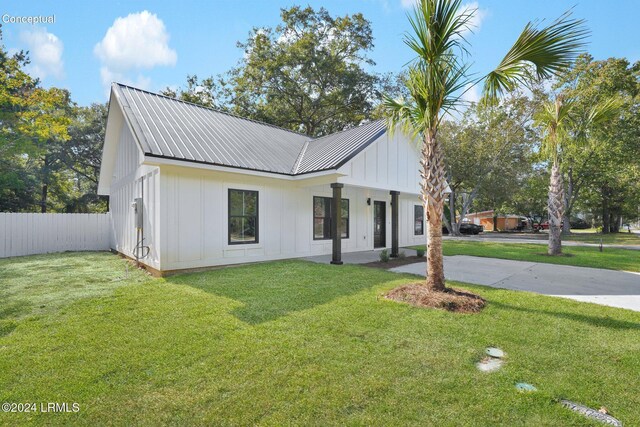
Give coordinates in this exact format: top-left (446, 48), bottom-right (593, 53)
top-left (228, 189), bottom-right (258, 244)
top-left (414, 205), bottom-right (424, 235)
top-left (313, 196), bottom-right (349, 240)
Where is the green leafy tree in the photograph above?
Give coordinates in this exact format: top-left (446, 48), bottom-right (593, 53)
top-left (166, 6), bottom-right (382, 136)
top-left (555, 55), bottom-right (640, 233)
top-left (60, 103), bottom-right (109, 212)
top-left (0, 27), bottom-right (72, 212)
top-left (504, 166), bottom-right (550, 230)
top-left (383, 0), bottom-right (587, 291)
top-left (441, 89), bottom-right (540, 235)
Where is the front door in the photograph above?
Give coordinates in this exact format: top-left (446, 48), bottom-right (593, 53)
top-left (373, 201), bottom-right (386, 248)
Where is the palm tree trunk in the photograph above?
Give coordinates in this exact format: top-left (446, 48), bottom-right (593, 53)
top-left (421, 129), bottom-right (446, 292)
top-left (548, 160), bottom-right (564, 255)
top-left (426, 202), bottom-right (445, 290)
top-left (561, 167), bottom-right (573, 235)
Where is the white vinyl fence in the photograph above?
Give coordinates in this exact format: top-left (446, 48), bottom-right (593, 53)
top-left (0, 213), bottom-right (111, 258)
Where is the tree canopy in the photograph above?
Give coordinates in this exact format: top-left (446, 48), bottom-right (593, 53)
top-left (164, 6), bottom-right (389, 137)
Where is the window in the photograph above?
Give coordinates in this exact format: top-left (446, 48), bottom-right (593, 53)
top-left (414, 205), bottom-right (424, 235)
top-left (228, 189), bottom-right (258, 244)
top-left (313, 196), bottom-right (349, 240)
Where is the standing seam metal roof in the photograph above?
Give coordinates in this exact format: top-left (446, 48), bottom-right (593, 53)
top-left (113, 83), bottom-right (387, 176)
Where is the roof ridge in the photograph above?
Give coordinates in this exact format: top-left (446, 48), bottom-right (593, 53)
top-left (112, 82), bottom-right (310, 138)
top-left (291, 140), bottom-right (310, 174)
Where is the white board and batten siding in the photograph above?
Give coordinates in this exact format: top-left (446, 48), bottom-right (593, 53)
top-left (0, 213), bottom-right (111, 258)
top-left (339, 130), bottom-right (427, 249)
top-left (337, 131), bottom-right (422, 195)
top-left (156, 131), bottom-right (426, 271)
top-left (108, 116), bottom-right (161, 269)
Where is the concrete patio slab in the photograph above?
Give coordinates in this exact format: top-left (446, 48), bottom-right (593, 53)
top-left (305, 249), bottom-right (391, 265)
top-left (390, 255), bottom-right (640, 312)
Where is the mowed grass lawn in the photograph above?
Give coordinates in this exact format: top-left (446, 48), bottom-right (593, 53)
top-left (565, 230), bottom-right (640, 245)
top-left (1, 253), bottom-right (640, 425)
top-left (412, 241), bottom-right (640, 272)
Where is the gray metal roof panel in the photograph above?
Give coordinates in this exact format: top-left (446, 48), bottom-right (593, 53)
top-left (112, 83), bottom-right (387, 176)
top-left (294, 120), bottom-right (387, 174)
top-left (114, 84), bottom-right (308, 174)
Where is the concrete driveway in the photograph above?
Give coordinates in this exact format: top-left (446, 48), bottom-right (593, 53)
top-left (390, 256), bottom-right (640, 312)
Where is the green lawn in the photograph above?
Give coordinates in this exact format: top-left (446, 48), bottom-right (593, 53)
top-left (411, 241), bottom-right (640, 272)
top-left (565, 230), bottom-right (640, 245)
top-left (1, 253), bottom-right (640, 425)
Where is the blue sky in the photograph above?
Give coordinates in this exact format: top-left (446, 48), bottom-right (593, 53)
top-left (2, 0), bottom-right (639, 106)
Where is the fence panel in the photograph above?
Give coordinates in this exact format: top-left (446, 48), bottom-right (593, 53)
top-left (0, 213), bottom-right (111, 258)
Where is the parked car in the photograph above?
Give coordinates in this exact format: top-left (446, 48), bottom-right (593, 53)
top-left (460, 223), bottom-right (483, 235)
top-left (570, 217), bottom-right (590, 229)
top-left (442, 223), bottom-right (483, 235)
top-left (533, 221), bottom-right (549, 231)
top-left (533, 220), bottom-right (570, 231)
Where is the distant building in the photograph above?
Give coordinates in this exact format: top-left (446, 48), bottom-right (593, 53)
top-left (458, 210), bottom-right (527, 232)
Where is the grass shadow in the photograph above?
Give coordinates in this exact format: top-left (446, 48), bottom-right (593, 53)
top-left (166, 260), bottom-right (398, 324)
top-left (490, 301), bottom-right (640, 330)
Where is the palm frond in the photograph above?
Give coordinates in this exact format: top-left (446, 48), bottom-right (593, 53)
top-left (535, 96), bottom-right (574, 161)
top-left (483, 11), bottom-right (589, 103)
top-left (404, 0), bottom-right (474, 64)
top-left (383, 95), bottom-right (423, 140)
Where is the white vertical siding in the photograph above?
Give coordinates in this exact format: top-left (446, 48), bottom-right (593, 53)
top-left (159, 168), bottom-right (399, 270)
top-left (0, 213), bottom-right (111, 258)
top-left (338, 131), bottom-right (421, 194)
top-left (399, 195), bottom-right (428, 248)
top-left (108, 123), bottom-right (161, 269)
top-left (151, 128), bottom-right (426, 271)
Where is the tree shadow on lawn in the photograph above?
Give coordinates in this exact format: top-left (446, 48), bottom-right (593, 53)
top-left (165, 260), bottom-right (399, 325)
top-left (490, 301), bottom-right (640, 330)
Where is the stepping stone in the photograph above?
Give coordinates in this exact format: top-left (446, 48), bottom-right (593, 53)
top-left (515, 382), bottom-right (537, 392)
top-left (476, 357), bottom-right (503, 372)
top-left (486, 347), bottom-right (505, 358)
top-left (560, 400), bottom-right (622, 426)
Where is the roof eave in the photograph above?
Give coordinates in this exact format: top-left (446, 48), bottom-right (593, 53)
top-left (143, 154), bottom-right (346, 181)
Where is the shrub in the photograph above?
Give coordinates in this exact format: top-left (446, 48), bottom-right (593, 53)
top-left (379, 249), bottom-right (390, 263)
top-left (398, 251), bottom-right (406, 259)
top-left (416, 248), bottom-right (425, 258)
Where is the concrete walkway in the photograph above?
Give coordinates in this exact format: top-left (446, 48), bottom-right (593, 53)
top-left (390, 256), bottom-right (640, 312)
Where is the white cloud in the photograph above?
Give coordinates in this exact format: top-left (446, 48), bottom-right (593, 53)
top-left (19, 27), bottom-right (64, 80)
top-left (459, 2), bottom-right (487, 36)
top-left (399, 1), bottom-right (488, 36)
top-left (461, 82), bottom-right (480, 104)
top-left (94, 11), bottom-right (176, 92)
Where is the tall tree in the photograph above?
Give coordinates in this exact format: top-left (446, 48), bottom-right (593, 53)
top-left (384, 0), bottom-right (587, 292)
top-left (165, 6), bottom-right (382, 137)
top-left (61, 103), bottom-right (109, 212)
top-left (441, 89), bottom-right (539, 235)
top-left (554, 55), bottom-right (640, 233)
top-left (504, 166), bottom-right (550, 230)
top-left (0, 27), bottom-right (72, 212)
top-left (536, 94), bottom-right (620, 254)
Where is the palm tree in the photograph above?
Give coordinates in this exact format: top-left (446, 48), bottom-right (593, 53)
top-left (536, 95), bottom-right (620, 255)
top-left (384, 0), bottom-right (588, 292)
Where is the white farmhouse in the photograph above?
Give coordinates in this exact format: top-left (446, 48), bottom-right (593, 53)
top-left (98, 83), bottom-right (426, 274)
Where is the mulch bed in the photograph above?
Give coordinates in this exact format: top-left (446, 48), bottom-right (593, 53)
top-left (385, 283), bottom-right (486, 313)
top-left (363, 255), bottom-right (425, 269)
